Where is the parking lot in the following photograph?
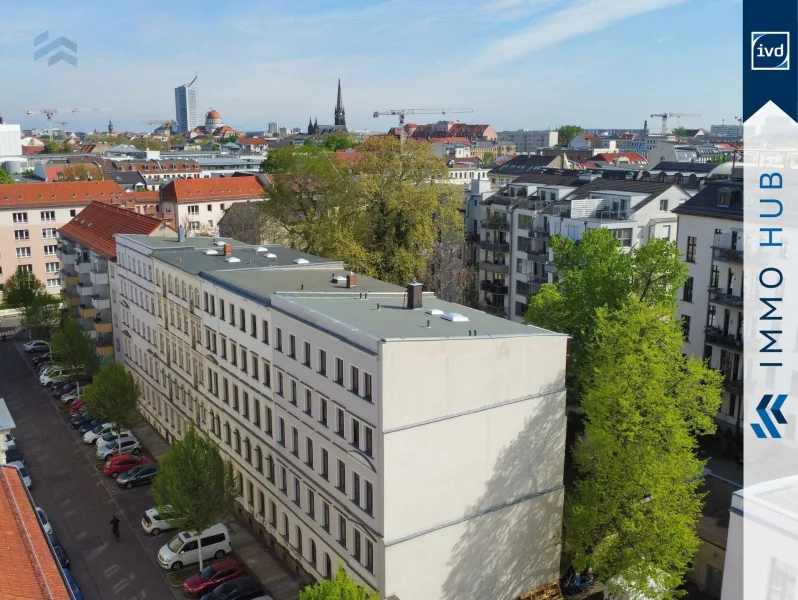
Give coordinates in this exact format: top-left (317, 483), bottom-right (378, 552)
top-left (2, 338), bottom-right (185, 600)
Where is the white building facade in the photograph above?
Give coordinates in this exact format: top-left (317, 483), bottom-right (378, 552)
top-left (496, 130), bottom-right (558, 153)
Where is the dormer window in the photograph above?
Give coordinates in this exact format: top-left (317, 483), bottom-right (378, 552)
top-left (718, 188), bottom-right (731, 207)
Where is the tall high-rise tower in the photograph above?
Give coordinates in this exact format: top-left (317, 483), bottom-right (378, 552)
top-left (174, 75), bottom-right (198, 133)
top-left (334, 79), bottom-right (346, 129)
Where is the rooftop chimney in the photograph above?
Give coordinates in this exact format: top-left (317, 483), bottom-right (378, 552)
top-left (178, 225), bottom-right (186, 242)
top-left (406, 280), bottom-right (423, 310)
top-left (346, 272), bottom-right (357, 288)
top-left (224, 243), bottom-right (232, 256)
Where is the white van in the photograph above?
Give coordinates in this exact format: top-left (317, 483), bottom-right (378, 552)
top-left (157, 523), bottom-right (230, 571)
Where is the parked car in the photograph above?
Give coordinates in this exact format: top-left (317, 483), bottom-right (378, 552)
top-left (117, 465), bottom-right (159, 489)
top-left (184, 559), bottom-right (247, 598)
top-left (32, 352), bottom-right (52, 365)
top-left (141, 507), bottom-right (175, 536)
top-left (96, 437), bottom-right (141, 460)
top-left (84, 423), bottom-right (114, 444)
top-left (78, 419), bottom-right (104, 435)
top-left (8, 461), bottom-right (31, 488)
top-left (97, 430), bottom-right (132, 446)
top-left (70, 413), bottom-right (95, 429)
top-left (4, 433), bottom-right (16, 451)
top-left (39, 362), bottom-right (60, 374)
top-left (61, 568), bottom-right (84, 600)
top-left (54, 380), bottom-right (89, 400)
top-left (41, 367), bottom-right (81, 387)
top-left (104, 454), bottom-right (151, 478)
top-left (67, 398), bottom-right (84, 412)
top-left (51, 379), bottom-right (72, 395)
top-left (69, 406), bottom-right (88, 419)
top-left (4, 448), bottom-right (25, 466)
top-left (36, 507), bottom-right (53, 535)
top-left (199, 576), bottom-right (263, 600)
top-left (48, 533), bottom-right (70, 568)
top-left (24, 340), bottom-right (50, 353)
top-left (158, 524), bottom-right (231, 571)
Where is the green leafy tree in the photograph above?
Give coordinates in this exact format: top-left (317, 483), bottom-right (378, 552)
top-left (219, 134), bottom-right (239, 144)
top-left (44, 141), bottom-right (61, 154)
top-left (300, 564), bottom-right (379, 600)
top-left (61, 165), bottom-right (105, 181)
top-left (566, 299), bottom-right (723, 599)
top-left (61, 141), bottom-right (74, 153)
top-left (324, 132), bottom-right (358, 151)
top-left (0, 166), bottom-right (13, 184)
top-left (303, 138), bottom-right (316, 147)
top-left (151, 425), bottom-right (238, 571)
top-left (482, 152), bottom-right (496, 166)
top-left (49, 317), bottom-right (100, 385)
top-left (672, 126), bottom-right (688, 137)
top-left (558, 125), bottom-right (584, 146)
top-left (21, 294), bottom-right (62, 339)
top-left (82, 362), bottom-right (140, 449)
top-left (4, 267), bottom-right (45, 307)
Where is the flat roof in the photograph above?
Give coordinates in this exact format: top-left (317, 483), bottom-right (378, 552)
top-left (275, 293), bottom-right (562, 341)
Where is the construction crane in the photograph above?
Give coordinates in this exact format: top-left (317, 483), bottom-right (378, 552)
top-left (650, 112), bottom-right (700, 136)
top-left (53, 121), bottom-right (68, 139)
top-left (373, 108), bottom-right (474, 144)
top-left (141, 119), bottom-right (175, 132)
top-left (26, 107), bottom-right (111, 140)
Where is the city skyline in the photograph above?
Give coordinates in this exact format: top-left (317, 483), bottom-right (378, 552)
top-left (0, 0), bottom-right (740, 133)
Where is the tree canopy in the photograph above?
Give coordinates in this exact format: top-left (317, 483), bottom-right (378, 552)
top-left (566, 300), bottom-right (722, 599)
top-left (324, 132), bottom-right (358, 151)
top-left (0, 166), bottom-right (13, 184)
top-left (61, 165), bottom-right (105, 181)
top-left (44, 141), bottom-right (61, 154)
top-left (21, 294), bottom-right (62, 339)
top-left (558, 125), bottom-right (584, 146)
top-left (82, 362), bottom-right (140, 441)
top-left (151, 425), bottom-right (238, 571)
top-left (299, 564), bottom-right (379, 600)
top-left (672, 126), bottom-right (688, 137)
top-left (4, 267), bottom-right (45, 307)
top-left (49, 317), bottom-right (100, 380)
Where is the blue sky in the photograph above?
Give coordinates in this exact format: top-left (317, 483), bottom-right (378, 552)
top-left (0, 0), bottom-right (741, 133)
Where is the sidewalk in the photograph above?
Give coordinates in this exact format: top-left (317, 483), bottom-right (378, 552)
top-left (132, 421), bottom-right (302, 600)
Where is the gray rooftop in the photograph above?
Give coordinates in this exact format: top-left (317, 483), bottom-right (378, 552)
top-left (275, 293), bottom-right (560, 341)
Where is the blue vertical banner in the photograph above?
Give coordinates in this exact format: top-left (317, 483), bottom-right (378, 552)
top-left (736, 3), bottom-right (798, 600)
top-left (743, 0), bottom-right (797, 120)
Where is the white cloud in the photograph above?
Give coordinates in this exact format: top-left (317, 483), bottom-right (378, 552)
top-left (472, 0), bottom-right (690, 70)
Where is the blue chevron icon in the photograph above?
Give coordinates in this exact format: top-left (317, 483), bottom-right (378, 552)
top-left (751, 394), bottom-right (788, 439)
top-left (33, 31), bottom-right (77, 67)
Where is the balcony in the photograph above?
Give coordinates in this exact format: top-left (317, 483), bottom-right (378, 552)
top-left (60, 271), bottom-right (78, 287)
top-left (545, 263), bottom-right (558, 274)
top-left (78, 304), bottom-right (96, 319)
top-left (481, 280), bottom-right (509, 295)
top-left (94, 320), bottom-right (113, 335)
top-left (480, 261), bottom-right (509, 274)
top-left (96, 345), bottom-right (114, 358)
top-left (479, 240), bottom-right (511, 253)
top-left (514, 199), bottom-right (546, 211)
top-left (708, 288), bottom-right (743, 309)
top-left (724, 376), bottom-right (743, 396)
top-left (89, 269), bottom-right (109, 286)
top-left (589, 208), bottom-right (633, 221)
top-left (704, 326), bottom-right (743, 352)
top-left (479, 300), bottom-right (507, 318)
top-left (529, 228), bottom-right (548, 239)
top-left (61, 290), bottom-right (81, 307)
top-left (75, 261), bottom-right (91, 274)
top-left (91, 295), bottom-right (111, 310)
top-left (465, 232), bottom-right (480, 244)
top-left (57, 248), bottom-right (76, 265)
top-left (76, 282), bottom-right (94, 297)
top-left (78, 318), bottom-right (99, 339)
top-left (712, 246), bottom-right (743, 264)
top-left (481, 218), bottom-right (510, 232)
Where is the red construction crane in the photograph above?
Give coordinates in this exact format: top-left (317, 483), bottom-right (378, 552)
top-left (26, 107), bottom-right (111, 140)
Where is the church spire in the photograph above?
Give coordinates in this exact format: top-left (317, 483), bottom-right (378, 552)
top-left (308, 117), bottom-right (314, 135)
top-left (334, 79), bottom-right (346, 129)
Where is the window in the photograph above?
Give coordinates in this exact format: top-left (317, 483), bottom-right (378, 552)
top-left (281, 513), bottom-right (288, 537)
top-left (12, 213), bottom-right (27, 223)
top-left (45, 262), bottom-right (59, 273)
top-left (289, 379), bottom-right (297, 405)
top-left (293, 477), bottom-right (301, 505)
top-left (277, 372), bottom-right (284, 396)
top-left (307, 489), bottom-right (315, 518)
top-left (365, 481), bottom-right (373, 515)
top-left (352, 472), bottom-right (361, 505)
top-left (278, 418), bottom-right (285, 445)
top-left (365, 427), bottom-right (373, 456)
top-left (321, 448), bottom-right (329, 479)
top-left (219, 299), bottom-right (225, 320)
top-left (262, 319), bottom-right (269, 344)
top-left (322, 502), bottom-right (330, 532)
top-left (14, 230), bottom-right (29, 241)
top-left (16, 247), bottom-right (31, 258)
top-left (338, 515), bottom-right (347, 547)
top-left (337, 460), bottom-right (346, 492)
top-left (263, 360), bottom-right (271, 388)
top-left (46, 278), bottom-right (59, 288)
top-left (43, 245), bottom-right (57, 255)
top-left (335, 358), bottom-right (344, 384)
top-left (366, 540), bottom-right (374, 572)
top-left (240, 347), bottom-right (247, 373)
top-left (265, 405), bottom-right (273, 436)
top-left (351, 420), bottom-right (361, 449)
top-left (319, 398), bottom-right (328, 426)
top-left (189, 221), bottom-right (200, 231)
top-left (288, 334), bottom-right (296, 358)
top-left (611, 228), bottom-right (632, 248)
top-left (69, 209), bottom-right (76, 217)
top-left (292, 427), bottom-right (299, 456)
top-left (681, 315), bottom-right (691, 341)
top-left (239, 308), bottom-right (245, 331)
top-left (659, 199), bottom-right (668, 211)
top-left (683, 277), bottom-right (694, 302)
top-left (364, 373), bottom-right (373, 402)
top-left (318, 349), bottom-right (327, 376)
top-left (231, 342), bottom-right (237, 366)
top-left (207, 204), bottom-right (212, 212)
top-left (40, 211), bottom-right (55, 222)
top-left (710, 264), bottom-right (719, 288)
top-left (305, 389), bottom-right (313, 415)
top-left (767, 558), bottom-right (796, 600)
top-left (353, 529), bottom-right (361, 561)
top-left (686, 236), bottom-right (697, 263)
top-left (252, 355), bottom-right (259, 381)
top-left (303, 341), bottom-right (311, 367)
top-left (19, 264), bottom-right (32, 272)
top-left (306, 437), bottom-right (314, 467)
top-left (280, 466), bottom-right (287, 493)
top-left (230, 304), bottom-right (236, 326)
top-left (233, 385), bottom-right (240, 411)
top-left (718, 188), bottom-right (731, 207)
top-left (336, 408), bottom-right (345, 437)
top-left (276, 328), bottom-right (282, 351)
top-left (188, 205), bottom-right (199, 215)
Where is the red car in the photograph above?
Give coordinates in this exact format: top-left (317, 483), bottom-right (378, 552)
top-left (68, 397), bottom-right (84, 411)
top-left (183, 559), bottom-right (246, 597)
top-left (103, 454), bottom-right (151, 478)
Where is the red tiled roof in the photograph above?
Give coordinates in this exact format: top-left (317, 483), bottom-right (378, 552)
top-left (22, 146), bottom-right (46, 155)
top-left (590, 152), bottom-right (647, 164)
top-left (0, 466), bottom-right (71, 600)
top-left (0, 181), bottom-right (127, 210)
top-left (44, 167), bottom-right (66, 182)
top-left (237, 137), bottom-right (268, 146)
top-left (428, 137), bottom-right (473, 145)
top-left (160, 176), bottom-right (265, 202)
top-left (127, 191), bottom-right (160, 201)
top-left (58, 201), bottom-right (170, 260)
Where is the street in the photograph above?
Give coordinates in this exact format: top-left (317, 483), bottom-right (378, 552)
top-left (0, 337), bottom-right (183, 600)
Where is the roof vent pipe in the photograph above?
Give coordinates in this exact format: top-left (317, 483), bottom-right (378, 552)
top-left (224, 243), bottom-right (232, 256)
top-left (406, 280), bottom-right (423, 309)
top-left (178, 225), bottom-right (186, 242)
top-left (347, 272), bottom-right (357, 288)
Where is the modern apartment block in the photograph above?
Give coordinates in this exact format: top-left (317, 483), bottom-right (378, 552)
top-left (0, 181), bottom-right (127, 295)
top-left (57, 202), bottom-right (173, 358)
top-left (675, 180), bottom-right (744, 438)
top-left (496, 130), bottom-right (558, 153)
top-left (112, 233), bottom-right (568, 600)
top-left (467, 173), bottom-right (689, 322)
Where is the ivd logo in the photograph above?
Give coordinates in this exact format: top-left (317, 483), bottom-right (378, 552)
top-left (752, 32), bottom-right (790, 70)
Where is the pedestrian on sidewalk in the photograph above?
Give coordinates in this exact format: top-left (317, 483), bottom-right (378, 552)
top-left (110, 515), bottom-right (120, 542)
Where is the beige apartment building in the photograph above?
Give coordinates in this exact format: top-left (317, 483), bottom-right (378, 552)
top-left (112, 232), bottom-right (568, 600)
top-left (0, 181), bottom-right (128, 296)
